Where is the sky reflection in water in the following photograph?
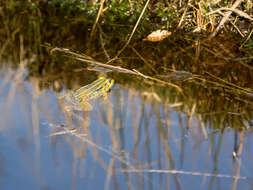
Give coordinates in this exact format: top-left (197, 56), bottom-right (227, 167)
top-left (0, 69), bottom-right (252, 190)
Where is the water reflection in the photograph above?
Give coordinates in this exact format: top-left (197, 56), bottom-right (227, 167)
top-left (0, 66), bottom-right (252, 190)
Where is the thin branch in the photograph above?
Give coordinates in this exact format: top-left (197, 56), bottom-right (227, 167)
top-left (207, 7), bottom-right (253, 21)
top-left (120, 169), bottom-right (247, 180)
top-left (90, 0), bottom-right (106, 38)
top-left (209, 0), bottom-right (243, 38)
top-left (106, 0), bottom-right (151, 64)
top-left (50, 47), bottom-right (184, 94)
top-left (240, 28), bottom-right (253, 49)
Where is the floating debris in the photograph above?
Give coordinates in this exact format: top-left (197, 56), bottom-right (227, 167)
top-left (143, 30), bottom-right (171, 42)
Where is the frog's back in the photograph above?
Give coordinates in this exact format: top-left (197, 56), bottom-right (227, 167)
top-left (59, 77), bottom-right (114, 112)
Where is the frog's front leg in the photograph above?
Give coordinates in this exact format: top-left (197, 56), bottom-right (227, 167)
top-left (79, 99), bottom-right (93, 111)
top-left (103, 93), bottom-right (109, 100)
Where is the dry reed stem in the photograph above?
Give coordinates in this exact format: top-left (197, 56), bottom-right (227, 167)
top-left (130, 46), bottom-right (157, 73)
top-left (232, 132), bottom-right (244, 190)
top-left (177, 3), bottom-right (189, 29)
top-left (2, 35), bottom-right (27, 129)
top-left (48, 121), bottom-right (154, 188)
top-left (197, 114), bottom-right (208, 140)
top-left (205, 72), bottom-right (253, 94)
top-left (192, 74), bottom-right (253, 98)
top-left (90, 0), bottom-right (106, 38)
top-left (240, 28), bottom-right (253, 49)
top-left (230, 19), bottom-right (245, 37)
top-left (55, 126), bottom-right (131, 166)
top-left (98, 24), bottom-right (111, 60)
top-left (232, 158), bottom-right (242, 190)
top-left (105, 157), bottom-right (116, 190)
top-left (106, 0), bottom-right (151, 64)
top-left (187, 103), bottom-right (196, 129)
top-left (31, 78), bottom-right (41, 169)
top-left (208, 7), bottom-right (253, 21)
top-left (210, 0), bottom-right (243, 38)
top-left (119, 169), bottom-right (246, 179)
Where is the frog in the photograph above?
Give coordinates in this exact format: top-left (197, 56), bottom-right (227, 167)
top-left (58, 76), bottom-right (114, 112)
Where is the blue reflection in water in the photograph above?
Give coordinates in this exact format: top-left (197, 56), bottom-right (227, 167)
top-left (0, 71), bottom-right (252, 190)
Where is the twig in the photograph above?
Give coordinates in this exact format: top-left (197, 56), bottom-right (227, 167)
top-left (205, 71), bottom-right (253, 94)
top-left (106, 0), bottom-right (151, 64)
top-left (132, 69), bottom-right (184, 95)
top-left (51, 47), bottom-right (183, 94)
top-left (90, 0), bottom-right (106, 38)
top-left (120, 169), bottom-right (247, 179)
top-left (177, 3), bottom-right (189, 29)
top-left (230, 19), bottom-right (245, 37)
top-left (130, 46), bottom-right (157, 73)
top-left (98, 24), bottom-right (111, 60)
top-left (208, 7), bottom-right (253, 21)
top-left (240, 29), bottom-right (253, 49)
top-left (209, 0), bottom-right (243, 38)
top-left (132, 69), bottom-right (148, 78)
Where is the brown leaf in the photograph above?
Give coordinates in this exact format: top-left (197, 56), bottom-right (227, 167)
top-left (143, 30), bottom-right (172, 42)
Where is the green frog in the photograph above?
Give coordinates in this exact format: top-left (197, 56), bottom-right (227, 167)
top-left (59, 76), bottom-right (114, 112)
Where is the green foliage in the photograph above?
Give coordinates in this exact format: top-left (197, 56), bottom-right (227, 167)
top-left (48, 0), bottom-right (83, 11)
top-left (155, 2), bottom-right (174, 28)
top-left (245, 38), bottom-right (253, 51)
top-left (104, 0), bottom-right (144, 24)
top-left (3, 0), bottom-right (38, 13)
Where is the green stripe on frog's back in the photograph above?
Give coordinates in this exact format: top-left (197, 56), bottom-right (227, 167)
top-left (75, 77), bottom-right (106, 94)
top-left (74, 77), bottom-right (114, 102)
top-left (60, 77), bottom-right (114, 112)
top-left (85, 78), bottom-right (114, 100)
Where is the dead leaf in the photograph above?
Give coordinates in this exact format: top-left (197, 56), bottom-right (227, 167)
top-left (143, 30), bottom-right (171, 42)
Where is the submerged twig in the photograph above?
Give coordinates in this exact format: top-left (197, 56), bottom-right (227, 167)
top-left (120, 169), bottom-right (246, 180)
top-left (130, 46), bottom-right (157, 73)
top-left (205, 72), bottom-right (253, 94)
top-left (50, 47), bottom-right (184, 94)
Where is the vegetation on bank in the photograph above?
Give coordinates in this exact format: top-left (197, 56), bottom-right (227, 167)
top-left (2, 0), bottom-right (253, 34)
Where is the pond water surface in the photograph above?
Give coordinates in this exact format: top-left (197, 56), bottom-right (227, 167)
top-left (0, 65), bottom-right (252, 190)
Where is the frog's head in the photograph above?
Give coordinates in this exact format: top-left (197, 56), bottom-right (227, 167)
top-left (104, 78), bottom-right (114, 92)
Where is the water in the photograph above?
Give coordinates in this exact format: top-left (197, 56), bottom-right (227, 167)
top-left (0, 67), bottom-right (252, 190)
